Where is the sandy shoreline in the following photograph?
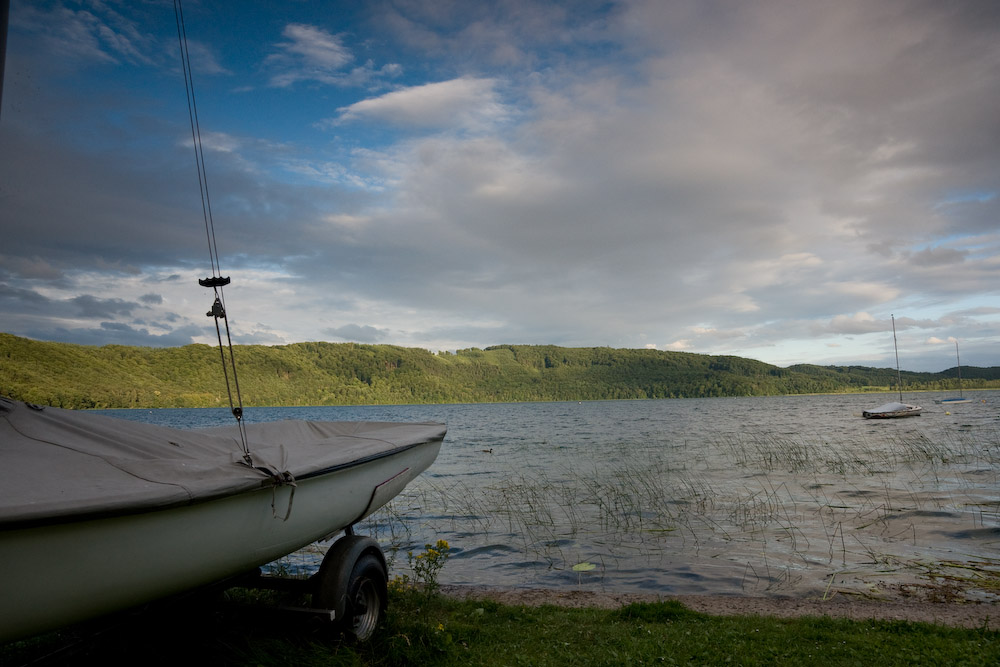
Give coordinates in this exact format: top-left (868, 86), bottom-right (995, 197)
top-left (439, 585), bottom-right (999, 629)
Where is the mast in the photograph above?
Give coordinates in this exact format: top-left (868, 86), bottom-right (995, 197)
top-left (891, 314), bottom-right (903, 401)
top-left (955, 340), bottom-right (963, 398)
top-left (1, 0), bottom-right (9, 119)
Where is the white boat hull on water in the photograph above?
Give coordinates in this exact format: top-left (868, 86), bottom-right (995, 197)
top-left (0, 398), bottom-right (444, 643)
top-left (935, 396), bottom-right (973, 405)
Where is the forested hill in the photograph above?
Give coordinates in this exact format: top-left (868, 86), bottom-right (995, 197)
top-left (2, 333), bottom-right (999, 409)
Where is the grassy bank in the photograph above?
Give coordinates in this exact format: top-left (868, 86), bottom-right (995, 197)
top-left (4, 588), bottom-right (997, 666)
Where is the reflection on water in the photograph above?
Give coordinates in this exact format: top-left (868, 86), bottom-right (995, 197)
top-left (99, 391), bottom-right (1000, 599)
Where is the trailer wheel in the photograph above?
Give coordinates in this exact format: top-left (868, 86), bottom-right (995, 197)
top-left (313, 535), bottom-right (388, 641)
top-left (342, 554), bottom-right (387, 641)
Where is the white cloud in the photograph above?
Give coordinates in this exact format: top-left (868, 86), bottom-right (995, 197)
top-left (281, 24), bottom-right (353, 69)
top-left (333, 77), bottom-right (511, 132)
top-left (267, 23), bottom-right (355, 87)
top-left (829, 313), bottom-right (886, 335)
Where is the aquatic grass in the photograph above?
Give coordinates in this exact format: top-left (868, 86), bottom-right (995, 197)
top-left (316, 426), bottom-right (1000, 601)
top-left (824, 521), bottom-right (849, 567)
top-left (356, 497), bottom-right (418, 547)
top-left (910, 558), bottom-right (1000, 596)
top-left (721, 432), bottom-right (816, 473)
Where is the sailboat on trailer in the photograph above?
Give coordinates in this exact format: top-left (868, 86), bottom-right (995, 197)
top-left (0, 1), bottom-right (445, 643)
top-left (862, 315), bottom-right (922, 419)
top-left (0, 404), bottom-right (446, 643)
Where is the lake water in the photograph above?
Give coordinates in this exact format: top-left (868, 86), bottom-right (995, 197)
top-left (98, 391), bottom-right (1000, 600)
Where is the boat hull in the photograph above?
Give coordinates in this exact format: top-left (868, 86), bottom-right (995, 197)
top-left (0, 438), bottom-right (440, 643)
top-left (862, 406), bottom-right (922, 419)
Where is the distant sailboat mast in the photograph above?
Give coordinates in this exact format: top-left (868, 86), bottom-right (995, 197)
top-left (1, 0), bottom-right (9, 119)
top-left (935, 339), bottom-right (973, 404)
top-left (891, 314), bottom-right (903, 401)
top-left (953, 340), bottom-right (964, 399)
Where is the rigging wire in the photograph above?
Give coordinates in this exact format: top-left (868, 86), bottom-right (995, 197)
top-left (173, 0), bottom-right (251, 465)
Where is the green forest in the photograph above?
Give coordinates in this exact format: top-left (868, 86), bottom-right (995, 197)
top-left (2, 332), bottom-right (998, 409)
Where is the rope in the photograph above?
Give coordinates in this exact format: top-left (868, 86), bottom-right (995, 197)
top-left (174, 0), bottom-right (221, 279)
top-left (173, 0), bottom-right (251, 465)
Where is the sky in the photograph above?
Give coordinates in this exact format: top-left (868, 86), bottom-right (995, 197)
top-left (1, 0), bottom-right (998, 373)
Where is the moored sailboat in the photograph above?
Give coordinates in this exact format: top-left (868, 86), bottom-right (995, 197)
top-left (935, 340), bottom-right (973, 405)
top-left (863, 314), bottom-right (922, 419)
top-left (862, 400), bottom-right (922, 419)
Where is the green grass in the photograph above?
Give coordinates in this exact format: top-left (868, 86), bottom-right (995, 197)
top-left (374, 595), bottom-right (998, 667)
top-left (4, 590), bottom-right (997, 666)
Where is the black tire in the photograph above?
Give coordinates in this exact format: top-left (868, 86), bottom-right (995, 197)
top-left (341, 554), bottom-right (387, 641)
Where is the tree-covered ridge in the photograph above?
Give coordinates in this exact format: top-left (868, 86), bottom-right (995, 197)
top-left (2, 333), bottom-right (998, 409)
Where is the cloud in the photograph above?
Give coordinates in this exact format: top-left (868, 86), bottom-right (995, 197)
top-left (323, 324), bottom-right (389, 344)
top-left (925, 336), bottom-right (954, 345)
top-left (11, 2), bottom-right (180, 73)
top-left (70, 295), bottom-right (140, 319)
top-left (0, 256), bottom-right (65, 282)
top-left (232, 327), bottom-right (288, 345)
top-left (280, 24), bottom-right (353, 69)
top-left (264, 22), bottom-right (403, 89)
top-left (34, 323), bottom-right (205, 348)
top-left (908, 247), bottom-right (968, 267)
top-left (1, 0), bottom-right (998, 374)
top-left (332, 78), bottom-right (511, 132)
top-left (267, 23), bottom-right (357, 87)
top-left (0, 283), bottom-right (54, 314)
top-left (829, 313), bottom-right (886, 335)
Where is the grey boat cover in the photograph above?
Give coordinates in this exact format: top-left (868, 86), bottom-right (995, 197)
top-left (0, 397), bottom-right (446, 526)
top-left (864, 401), bottom-right (919, 413)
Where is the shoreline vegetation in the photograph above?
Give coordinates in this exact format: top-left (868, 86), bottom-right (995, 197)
top-left (3, 585), bottom-right (997, 666)
top-left (2, 332), bottom-right (999, 410)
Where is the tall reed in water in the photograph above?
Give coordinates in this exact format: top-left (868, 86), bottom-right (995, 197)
top-left (358, 429), bottom-right (999, 598)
